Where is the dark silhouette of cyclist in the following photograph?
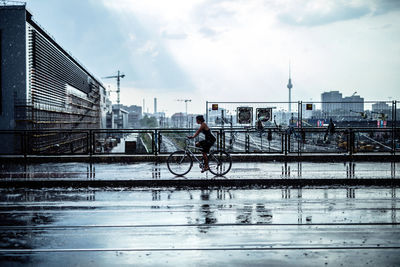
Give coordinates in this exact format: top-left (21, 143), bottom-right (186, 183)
top-left (188, 115), bottom-right (216, 172)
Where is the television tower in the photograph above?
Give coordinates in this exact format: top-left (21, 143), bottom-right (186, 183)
top-left (287, 62), bottom-right (293, 113)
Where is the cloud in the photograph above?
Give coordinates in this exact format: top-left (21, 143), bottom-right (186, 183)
top-left (137, 40), bottom-right (159, 57)
top-left (372, 0), bottom-right (400, 15)
top-left (161, 31), bottom-right (188, 40)
top-left (277, 1), bottom-right (371, 27)
top-left (277, 0), bottom-right (400, 27)
top-left (199, 26), bottom-right (218, 37)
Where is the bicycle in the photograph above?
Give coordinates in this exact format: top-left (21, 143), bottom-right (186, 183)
top-left (167, 138), bottom-right (232, 176)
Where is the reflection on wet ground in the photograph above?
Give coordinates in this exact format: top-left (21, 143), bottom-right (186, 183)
top-left (0, 161), bottom-right (398, 180)
top-left (0, 187), bottom-right (399, 265)
top-left (1, 187), bottom-right (398, 225)
top-left (0, 161), bottom-right (399, 266)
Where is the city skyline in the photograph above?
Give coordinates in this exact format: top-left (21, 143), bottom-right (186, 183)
top-left (23, 0), bottom-right (400, 116)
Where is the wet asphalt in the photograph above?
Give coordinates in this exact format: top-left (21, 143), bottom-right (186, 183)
top-left (0, 162), bottom-right (399, 266)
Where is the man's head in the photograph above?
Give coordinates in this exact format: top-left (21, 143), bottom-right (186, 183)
top-left (196, 115), bottom-right (205, 124)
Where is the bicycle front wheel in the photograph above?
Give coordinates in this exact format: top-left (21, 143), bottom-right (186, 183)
top-left (167, 151), bottom-right (193, 176)
top-left (208, 150), bottom-right (232, 176)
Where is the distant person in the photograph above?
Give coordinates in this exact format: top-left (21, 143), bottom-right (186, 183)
top-left (324, 118), bottom-right (336, 141)
top-left (188, 115), bottom-right (216, 172)
top-left (256, 117), bottom-right (265, 137)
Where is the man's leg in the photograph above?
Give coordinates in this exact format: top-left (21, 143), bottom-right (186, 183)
top-left (203, 152), bottom-right (208, 168)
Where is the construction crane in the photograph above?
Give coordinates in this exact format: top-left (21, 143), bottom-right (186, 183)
top-left (102, 70), bottom-right (125, 107)
top-left (177, 99), bottom-right (192, 115)
top-left (350, 109), bottom-right (368, 119)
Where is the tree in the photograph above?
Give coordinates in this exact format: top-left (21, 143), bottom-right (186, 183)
top-left (139, 115), bottom-right (158, 128)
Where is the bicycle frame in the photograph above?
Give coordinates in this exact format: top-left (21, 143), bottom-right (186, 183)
top-left (184, 141), bottom-right (208, 166)
top-left (167, 138), bottom-right (232, 176)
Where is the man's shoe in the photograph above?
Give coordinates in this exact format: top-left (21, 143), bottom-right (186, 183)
top-left (201, 167), bottom-right (210, 173)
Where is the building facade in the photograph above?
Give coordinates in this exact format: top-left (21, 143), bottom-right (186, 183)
top-left (342, 95), bottom-right (364, 113)
top-left (321, 91), bottom-right (343, 113)
top-left (0, 4), bottom-right (107, 153)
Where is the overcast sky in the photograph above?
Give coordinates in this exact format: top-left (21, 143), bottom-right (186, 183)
top-left (24, 0), bottom-right (400, 115)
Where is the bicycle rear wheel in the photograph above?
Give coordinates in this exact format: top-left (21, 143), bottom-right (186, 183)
top-left (167, 151), bottom-right (193, 176)
top-left (208, 150), bottom-right (232, 176)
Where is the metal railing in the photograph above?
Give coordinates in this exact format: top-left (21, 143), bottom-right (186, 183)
top-left (0, 127), bottom-right (399, 156)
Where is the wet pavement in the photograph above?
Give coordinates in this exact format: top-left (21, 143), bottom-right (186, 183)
top-left (0, 162), bottom-right (399, 266)
top-left (0, 161), bottom-right (398, 180)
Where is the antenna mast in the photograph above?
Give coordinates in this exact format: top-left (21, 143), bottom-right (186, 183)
top-left (287, 61), bottom-right (293, 113)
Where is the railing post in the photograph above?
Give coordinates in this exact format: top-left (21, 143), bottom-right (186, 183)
top-left (86, 131), bottom-right (90, 155)
top-left (245, 130), bottom-right (249, 153)
top-left (392, 100), bottom-right (396, 154)
top-left (284, 132), bottom-right (288, 155)
top-left (219, 128), bottom-right (223, 151)
top-left (298, 101), bottom-right (302, 155)
top-left (349, 128), bottom-right (354, 156)
top-left (89, 129), bottom-right (93, 157)
top-left (222, 129), bottom-right (226, 151)
top-left (23, 130), bottom-right (27, 158)
top-left (152, 130), bottom-right (156, 156)
top-left (206, 101), bottom-right (209, 124)
top-left (157, 129), bottom-right (161, 155)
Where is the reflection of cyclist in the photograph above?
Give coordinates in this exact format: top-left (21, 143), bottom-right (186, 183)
top-left (188, 115), bottom-right (216, 172)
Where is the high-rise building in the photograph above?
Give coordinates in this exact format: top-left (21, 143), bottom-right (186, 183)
top-left (321, 91), bottom-right (343, 112)
top-left (342, 95), bottom-right (364, 113)
top-left (372, 102), bottom-right (390, 112)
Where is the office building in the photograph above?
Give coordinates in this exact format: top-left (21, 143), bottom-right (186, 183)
top-left (342, 95), bottom-right (364, 113)
top-left (321, 91), bottom-right (342, 113)
top-left (0, 4), bottom-right (107, 153)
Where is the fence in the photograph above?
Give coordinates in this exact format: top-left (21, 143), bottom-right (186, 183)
top-left (205, 101), bottom-right (398, 129)
top-left (0, 127), bottom-right (399, 156)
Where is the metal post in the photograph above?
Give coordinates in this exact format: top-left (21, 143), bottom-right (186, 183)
top-left (23, 130), bottom-right (27, 158)
top-left (219, 129), bottom-right (223, 151)
top-left (393, 100), bottom-right (397, 154)
top-left (158, 130), bottom-right (162, 155)
top-left (298, 101), bottom-right (302, 155)
top-left (284, 132), bottom-right (288, 155)
top-left (152, 130), bottom-right (157, 156)
top-left (89, 130), bottom-right (93, 157)
top-left (221, 109), bottom-right (225, 129)
top-left (396, 100), bottom-right (397, 154)
top-left (246, 131), bottom-right (249, 153)
top-left (349, 128), bottom-right (354, 156)
top-left (223, 130), bottom-right (226, 151)
top-left (206, 101), bottom-right (208, 124)
top-left (230, 116), bottom-right (233, 149)
top-left (86, 131), bottom-right (90, 155)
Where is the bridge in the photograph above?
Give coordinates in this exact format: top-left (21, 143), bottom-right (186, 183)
top-left (0, 154), bottom-right (399, 265)
top-left (0, 126), bottom-right (399, 266)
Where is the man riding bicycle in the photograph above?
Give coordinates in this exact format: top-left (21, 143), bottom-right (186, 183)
top-left (188, 115), bottom-right (216, 173)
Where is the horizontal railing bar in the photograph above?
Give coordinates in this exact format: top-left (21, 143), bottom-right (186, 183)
top-left (0, 127), bottom-right (399, 132)
top-left (0, 223), bottom-right (399, 230)
top-left (1, 246), bottom-right (400, 253)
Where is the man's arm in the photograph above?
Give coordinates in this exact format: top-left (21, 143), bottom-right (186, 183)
top-left (188, 123), bottom-right (204, 139)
